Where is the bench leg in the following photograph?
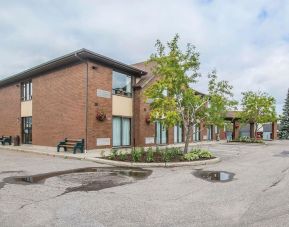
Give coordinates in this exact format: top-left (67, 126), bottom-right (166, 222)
top-left (73, 148), bottom-right (76, 154)
top-left (57, 146), bottom-right (60, 152)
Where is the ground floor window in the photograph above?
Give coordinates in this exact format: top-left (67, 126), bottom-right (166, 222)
top-left (112, 116), bottom-right (131, 147)
top-left (193, 124), bottom-right (201, 141)
top-left (156, 121), bottom-right (167, 144)
top-left (22, 117), bottom-right (32, 144)
top-left (174, 124), bottom-right (183, 143)
top-left (207, 125), bottom-right (213, 141)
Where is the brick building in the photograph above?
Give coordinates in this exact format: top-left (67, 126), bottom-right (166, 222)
top-left (0, 49), bottom-right (230, 151)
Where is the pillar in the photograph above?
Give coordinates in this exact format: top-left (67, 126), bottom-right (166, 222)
top-left (233, 120), bottom-right (240, 140)
top-left (250, 123), bottom-right (255, 139)
top-left (272, 122), bottom-right (278, 140)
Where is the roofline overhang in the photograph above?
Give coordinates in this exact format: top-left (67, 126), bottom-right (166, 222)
top-left (0, 48), bottom-right (147, 88)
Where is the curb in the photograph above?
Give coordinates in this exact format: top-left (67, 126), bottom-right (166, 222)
top-left (72, 157), bottom-right (221, 167)
top-left (0, 146), bottom-right (221, 167)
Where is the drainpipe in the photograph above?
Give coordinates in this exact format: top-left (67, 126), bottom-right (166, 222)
top-left (75, 53), bottom-right (88, 153)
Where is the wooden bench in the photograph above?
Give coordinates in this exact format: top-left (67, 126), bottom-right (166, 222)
top-left (0, 136), bottom-right (12, 145)
top-left (57, 138), bottom-right (84, 154)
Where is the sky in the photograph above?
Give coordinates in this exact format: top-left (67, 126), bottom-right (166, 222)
top-left (1, 0), bottom-right (289, 113)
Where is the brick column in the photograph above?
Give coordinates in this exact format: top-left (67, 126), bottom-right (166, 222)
top-left (233, 120), bottom-right (240, 140)
top-left (272, 121), bottom-right (278, 140)
top-left (250, 123), bottom-right (255, 138)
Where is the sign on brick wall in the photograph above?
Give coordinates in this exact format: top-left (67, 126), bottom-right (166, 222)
top-left (97, 89), bottom-right (111, 99)
top-left (96, 138), bottom-right (110, 146)
top-left (145, 137), bottom-right (155, 144)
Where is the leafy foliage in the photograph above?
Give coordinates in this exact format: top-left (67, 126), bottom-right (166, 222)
top-left (238, 91), bottom-right (277, 138)
top-left (280, 89), bottom-right (289, 139)
top-left (145, 34), bottom-right (236, 153)
top-left (131, 148), bottom-right (142, 162)
top-left (183, 148), bottom-right (214, 160)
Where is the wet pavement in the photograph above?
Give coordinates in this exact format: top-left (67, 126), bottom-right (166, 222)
top-left (193, 170), bottom-right (235, 182)
top-left (1, 141), bottom-right (289, 226)
top-left (1, 167), bottom-right (152, 194)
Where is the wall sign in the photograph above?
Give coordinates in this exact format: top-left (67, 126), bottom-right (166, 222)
top-left (97, 138), bottom-right (110, 146)
top-left (97, 89), bottom-right (111, 99)
top-left (145, 137), bottom-right (155, 144)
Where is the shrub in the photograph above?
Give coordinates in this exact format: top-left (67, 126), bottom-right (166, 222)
top-left (184, 152), bottom-right (199, 161)
top-left (198, 150), bottom-right (213, 159)
top-left (118, 151), bottom-right (127, 161)
top-left (131, 148), bottom-right (142, 162)
top-left (146, 147), bottom-right (154, 162)
top-left (184, 149), bottom-right (213, 161)
top-left (109, 149), bottom-right (118, 160)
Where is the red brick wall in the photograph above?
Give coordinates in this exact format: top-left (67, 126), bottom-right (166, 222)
top-left (32, 63), bottom-right (86, 147)
top-left (86, 62), bottom-right (112, 149)
top-left (0, 84), bottom-right (21, 137)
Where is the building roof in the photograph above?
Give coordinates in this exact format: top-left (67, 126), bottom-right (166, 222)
top-left (0, 48), bottom-right (147, 88)
top-left (132, 61), bottom-right (207, 97)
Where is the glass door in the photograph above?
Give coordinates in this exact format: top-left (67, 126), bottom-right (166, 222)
top-left (22, 117), bottom-right (32, 144)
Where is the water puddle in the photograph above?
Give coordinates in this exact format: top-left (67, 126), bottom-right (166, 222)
top-left (193, 170), bottom-right (235, 182)
top-left (274, 151), bottom-right (289, 157)
top-left (0, 167), bottom-right (152, 194)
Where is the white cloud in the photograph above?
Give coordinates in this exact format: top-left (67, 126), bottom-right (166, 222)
top-left (0, 0), bottom-right (289, 113)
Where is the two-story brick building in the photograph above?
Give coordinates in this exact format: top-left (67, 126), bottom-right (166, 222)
top-left (0, 49), bottom-right (225, 151)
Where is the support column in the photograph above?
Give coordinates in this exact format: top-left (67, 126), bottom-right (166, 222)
top-left (272, 122), bottom-right (278, 140)
top-left (233, 120), bottom-right (240, 140)
top-left (250, 123), bottom-right (255, 139)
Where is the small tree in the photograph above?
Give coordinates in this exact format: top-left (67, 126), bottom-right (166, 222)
top-left (239, 91), bottom-right (277, 139)
top-left (279, 89), bottom-right (289, 139)
top-left (145, 34), bottom-right (236, 153)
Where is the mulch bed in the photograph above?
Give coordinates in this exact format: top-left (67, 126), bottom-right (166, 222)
top-left (102, 153), bottom-right (214, 163)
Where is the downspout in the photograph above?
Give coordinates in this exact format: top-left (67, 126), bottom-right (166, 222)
top-left (75, 53), bottom-right (88, 153)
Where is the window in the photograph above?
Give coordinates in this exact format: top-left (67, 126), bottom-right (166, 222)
top-left (174, 125), bottom-right (183, 143)
top-left (156, 121), bottom-right (167, 144)
top-left (112, 116), bottom-right (131, 147)
top-left (22, 117), bottom-right (32, 144)
top-left (112, 71), bottom-right (132, 97)
top-left (21, 81), bottom-right (32, 101)
top-left (193, 124), bottom-right (200, 141)
top-left (207, 125), bottom-right (213, 140)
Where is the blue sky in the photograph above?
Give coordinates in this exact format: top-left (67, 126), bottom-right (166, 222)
top-left (1, 0), bottom-right (289, 113)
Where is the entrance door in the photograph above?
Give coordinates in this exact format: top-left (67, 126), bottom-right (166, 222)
top-left (22, 117), bottom-right (32, 144)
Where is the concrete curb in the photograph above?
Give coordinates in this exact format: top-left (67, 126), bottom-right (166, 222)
top-left (0, 146), bottom-right (221, 167)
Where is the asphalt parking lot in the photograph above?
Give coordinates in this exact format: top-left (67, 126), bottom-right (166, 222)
top-left (1, 141), bottom-right (289, 226)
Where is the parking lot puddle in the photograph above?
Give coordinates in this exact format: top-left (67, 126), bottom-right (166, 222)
top-left (193, 170), bottom-right (234, 182)
top-left (0, 167), bottom-right (152, 193)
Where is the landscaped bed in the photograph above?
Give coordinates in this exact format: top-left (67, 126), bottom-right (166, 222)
top-left (102, 147), bottom-right (215, 163)
top-left (228, 136), bottom-right (264, 144)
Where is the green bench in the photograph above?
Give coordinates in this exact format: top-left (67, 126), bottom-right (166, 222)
top-left (0, 136), bottom-right (12, 145)
top-left (57, 138), bottom-right (84, 154)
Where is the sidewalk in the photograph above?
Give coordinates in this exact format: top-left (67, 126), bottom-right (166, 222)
top-left (0, 141), bottom-right (225, 167)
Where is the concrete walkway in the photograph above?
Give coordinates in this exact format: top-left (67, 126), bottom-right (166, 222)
top-left (0, 141), bottom-right (225, 166)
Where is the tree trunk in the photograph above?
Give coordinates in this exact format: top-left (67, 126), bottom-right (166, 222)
top-left (184, 124), bottom-right (191, 153)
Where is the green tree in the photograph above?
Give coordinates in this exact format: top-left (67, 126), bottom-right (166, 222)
top-left (239, 91), bottom-right (277, 139)
top-left (279, 89), bottom-right (289, 139)
top-left (145, 34), bottom-right (236, 153)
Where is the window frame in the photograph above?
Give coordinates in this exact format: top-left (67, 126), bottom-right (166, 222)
top-left (21, 80), bottom-right (32, 101)
top-left (112, 71), bottom-right (132, 97)
top-left (155, 121), bottom-right (168, 145)
top-left (112, 116), bottom-right (132, 148)
top-left (174, 124), bottom-right (183, 143)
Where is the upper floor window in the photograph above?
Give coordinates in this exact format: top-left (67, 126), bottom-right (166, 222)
top-left (112, 71), bottom-right (132, 97)
top-left (21, 81), bottom-right (32, 101)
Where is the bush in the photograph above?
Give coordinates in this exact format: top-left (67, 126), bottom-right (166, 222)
top-left (146, 147), bottom-right (154, 162)
top-left (184, 152), bottom-right (199, 161)
top-left (184, 149), bottom-right (214, 161)
top-left (131, 148), bottom-right (142, 162)
top-left (109, 149), bottom-right (118, 160)
top-left (118, 151), bottom-right (127, 161)
top-left (198, 150), bottom-right (213, 158)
